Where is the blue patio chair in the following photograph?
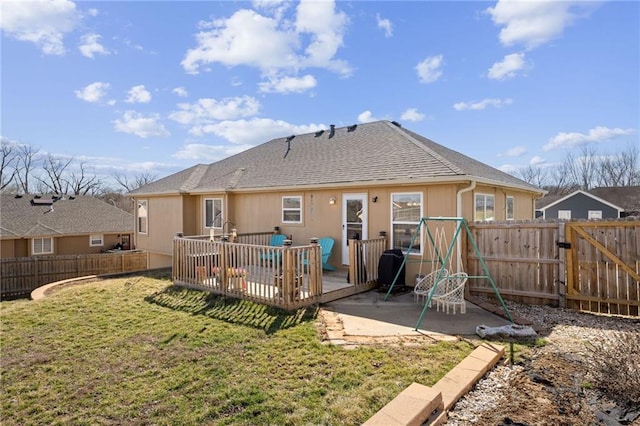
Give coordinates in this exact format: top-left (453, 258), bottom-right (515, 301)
top-left (260, 234), bottom-right (287, 263)
top-left (303, 237), bottom-right (336, 271)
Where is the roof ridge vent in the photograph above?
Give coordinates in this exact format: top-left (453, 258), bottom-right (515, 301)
top-left (347, 124), bottom-right (357, 132)
top-left (329, 124), bottom-right (335, 139)
top-left (391, 121), bottom-right (402, 127)
top-left (314, 130), bottom-right (324, 137)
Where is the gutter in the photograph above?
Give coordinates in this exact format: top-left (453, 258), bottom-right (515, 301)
top-left (455, 180), bottom-right (476, 272)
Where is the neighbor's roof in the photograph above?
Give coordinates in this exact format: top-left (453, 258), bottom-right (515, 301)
top-left (589, 186), bottom-right (640, 213)
top-left (535, 189), bottom-right (624, 213)
top-left (129, 120), bottom-right (542, 196)
top-left (0, 194), bottom-right (134, 239)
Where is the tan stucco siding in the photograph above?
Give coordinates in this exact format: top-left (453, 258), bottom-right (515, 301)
top-left (1, 239), bottom-right (17, 258)
top-left (56, 234), bottom-right (122, 255)
top-left (135, 195), bottom-right (184, 255)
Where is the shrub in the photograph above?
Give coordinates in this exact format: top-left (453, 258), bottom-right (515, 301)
top-left (585, 330), bottom-right (640, 409)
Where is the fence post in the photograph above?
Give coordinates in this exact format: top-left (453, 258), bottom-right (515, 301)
top-left (557, 222), bottom-right (566, 308)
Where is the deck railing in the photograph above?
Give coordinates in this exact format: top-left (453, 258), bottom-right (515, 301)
top-left (347, 237), bottom-right (387, 287)
top-left (173, 235), bottom-right (322, 310)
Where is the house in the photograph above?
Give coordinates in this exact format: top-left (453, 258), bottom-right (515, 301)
top-left (0, 194), bottom-right (134, 258)
top-left (589, 186), bottom-right (640, 217)
top-left (129, 120), bottom-right (544, 272)
top-left (535, 187), bottom-right (639, 220)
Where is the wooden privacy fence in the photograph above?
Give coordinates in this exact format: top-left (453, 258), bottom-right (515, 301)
top-left (1, 251), bottom-right (149, 298)
top-left (465, 219), bottom-right (640, 316)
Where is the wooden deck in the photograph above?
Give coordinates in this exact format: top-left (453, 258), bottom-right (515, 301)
top-left (173, 234), bottom-right (385, 309)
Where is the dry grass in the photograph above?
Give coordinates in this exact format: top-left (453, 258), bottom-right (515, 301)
top-left (1, 269), bottom-right (473, 425)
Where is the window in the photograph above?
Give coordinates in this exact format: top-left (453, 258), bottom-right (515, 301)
top-left (32, 237), bottom-right (53, 255)
top-left (558, 210), bottom-right (571, 219)
top-left (391, 192), bottom-right (422, 254)
top-left (137, 200), bottom-right (148, 234)
top-left (475, 193), bottom-right (495, 221)
top-left (204, 198), bottom-right (223, 228)
top-left (282, 196), bottom-right (302, 223)
top-left (588, 210), bottom-right (602, 219)
top-left (90, 234), bottom-right (104, 247)
top-left (506, 196), bottom-right (514, 220)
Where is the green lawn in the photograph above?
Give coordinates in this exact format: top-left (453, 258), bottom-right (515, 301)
top-left (1, 270), bottom-right (474, 425)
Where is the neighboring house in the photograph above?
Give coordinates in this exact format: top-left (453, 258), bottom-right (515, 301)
top-left (589, 186), bottom-right (640, 217)
top-left (0, 194), bottom-right (134, 258)
top-left (128, 120), bottom-right (544, 269)
top-left (535, 189), bottom-right (629, 220)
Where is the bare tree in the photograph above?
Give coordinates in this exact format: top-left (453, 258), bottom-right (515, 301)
top-left (37, 154), bottom-right (73, 194)
top-left (14, 144), bottom-right (40, 194)
top-left (0, 139), bottom-right (18, 191)
top-left (562, 145), bottom-right (600, 190)
top-left (113, 171), bottom-right (156, 192)
top-left (597, 144), bottom-right (640, 187)
top-left (518, 165), bottom-right (550, 189)
top-left (68, 161), bottom-right (102, 195)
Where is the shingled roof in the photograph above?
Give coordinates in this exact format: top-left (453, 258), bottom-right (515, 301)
top-left (129, 120), bottom-right (541, 196)
top-left (0, 194), bottom-right (133, 238)
top-left (589, 186), bottom-right (640, 214)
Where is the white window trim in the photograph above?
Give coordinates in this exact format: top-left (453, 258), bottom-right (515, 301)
top-left (90, 234), bottom-right (104, 247)
top-left (588, 210), bottom-right (602, 219)
top-left (282, 196), bottom-right (303, 224)
top-left (204, 198), bottom-right (224, 229)
top-left (391, 192), bottom-right (423, 255)
top-left (32, 237), bottom-right (53, 255)
top-left (475, 193), bottom-right (495, 222)
top-left (137, 200), bottom-right (148, 235)
top-left (506, 196), bottom-right (515, 221)
top-left (558, 210), bottom-right (571, 220)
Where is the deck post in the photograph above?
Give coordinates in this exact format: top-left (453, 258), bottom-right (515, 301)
top-left (309, 238), bottom-right (320, 296)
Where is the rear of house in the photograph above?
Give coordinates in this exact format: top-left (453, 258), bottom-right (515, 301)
top-left (129, 120), bottom-right (544, 277)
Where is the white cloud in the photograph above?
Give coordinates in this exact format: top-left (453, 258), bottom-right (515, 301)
top-left (543, 126), bottom-right (636, 151)
top-left (376, 13), bottom-right (393, 38)
top-left (113, 111), bottom-right (169, 138)
top-left (485, 0), bottom-right (598, 50)
top-left (487, 53), bottom-right (526, 80)
top-left (189, 118), bottom-right (325, 145)
top-left (172, 87), bottom-right (188, 97)
top-left (74, 82), bottom-right (110, 103)
top-left (0, 0), bottom-right (80, 54)
top-left (258, 74), bottom-right (317, 93)
top-left (415, 55), bottom-right (443, 84)
top-left (400, 108), bottom-right (425, 122)
top-left (78, 33), bottom-right (109, 58)
top-left (357, 110), bottom-right (379, 123)
top-left (173, 143), bottom-right (245, 161)
top-left (181, 1), bottom-right (351, 79)
top-left (125, 85), bottom-right (152, 104)
top-left (453, 98), bottom-right (513, 111)
top-left (169, 96), bottom-right (261, 126)
top-left (501, 146), bottom-right (527, 157)
top-left (530, 155), bottom-right (546, 165)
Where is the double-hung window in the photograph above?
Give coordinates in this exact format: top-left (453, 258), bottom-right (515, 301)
top-left (90, 234), bottom-right (104, 247)
top-left (391, 192), bottom-right (423, 254)
top-left (475, 194), bottom-right (495, 221)
top-left (33, 237), bottom-right (53, 255)
top-left (205, 198), bottom-right (223, 228)
top-left (282, 196), bottom-right (302, 223)
top-left (137, 200), bottom-right (148, 234)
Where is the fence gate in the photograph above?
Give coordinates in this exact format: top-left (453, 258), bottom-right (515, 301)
top-left (564, 221), bottom-right (640, 316)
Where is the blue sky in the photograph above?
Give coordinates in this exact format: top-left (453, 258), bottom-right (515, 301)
top-left (1, 0), bottom-right (638, 188)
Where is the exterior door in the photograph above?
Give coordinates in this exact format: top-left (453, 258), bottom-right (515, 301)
top-left (342, 193), bottom-right (368, 265)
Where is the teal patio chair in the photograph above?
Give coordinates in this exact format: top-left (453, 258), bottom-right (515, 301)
top-left (260, 234), bottom-right (287, 263)
top-left (303, 237), bottom-right (336, 271)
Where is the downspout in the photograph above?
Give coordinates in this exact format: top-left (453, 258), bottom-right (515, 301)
top-left (456, 180), bottom-right (476, 272)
